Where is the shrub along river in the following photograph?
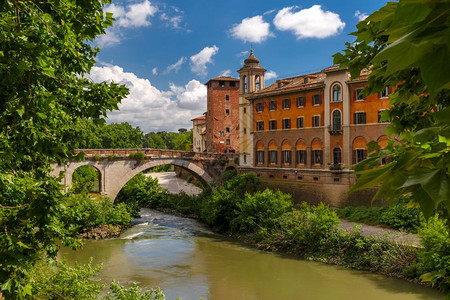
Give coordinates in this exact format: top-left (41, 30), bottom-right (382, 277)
top-left (59, 208), bottom-right (443, 300)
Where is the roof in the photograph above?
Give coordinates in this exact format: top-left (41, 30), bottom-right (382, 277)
top-left (205, 76), bottom-right (239, 85)
top-left (191, 116), bottom-right (206, 121)
top-left (244, 49), bottom-right (260, 64)
top-left (248, 71), bottom-right (326, 98)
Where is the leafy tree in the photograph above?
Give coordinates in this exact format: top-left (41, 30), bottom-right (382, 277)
top-left (178, 128), bottom-right (187, 133)
top-left (144, 132), bottom-right (165, 149)
top-left (334, 0), bottom-right (450, 221)
top-left (0, 0), bottom-right (127, 298)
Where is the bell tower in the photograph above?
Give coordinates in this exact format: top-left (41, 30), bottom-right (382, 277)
top-left (237, 49), bottom-right (266, 167)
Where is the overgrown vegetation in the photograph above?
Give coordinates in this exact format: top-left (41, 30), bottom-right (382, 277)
top-left (29, 259), bottom-right (171, 300)
top-left (337, 199), bottom-right (421, 232)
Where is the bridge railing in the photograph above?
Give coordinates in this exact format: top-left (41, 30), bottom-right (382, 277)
top-left (75, 148), bottom-right (238, 161)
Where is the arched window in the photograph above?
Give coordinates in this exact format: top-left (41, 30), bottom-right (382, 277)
top-left (332, 110), bottom-right (341, 131)
top-left (255, 75), bottom-right (261, 91)
top-left (243, 75), bottom-right (247, 92)
top-left (332, 84), bottom-right (341, 102)
top-left (333, 147), bottom-right (342, 165)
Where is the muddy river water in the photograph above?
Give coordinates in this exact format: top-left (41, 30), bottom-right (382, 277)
top-left (59, 208), bottom-right (443, 300)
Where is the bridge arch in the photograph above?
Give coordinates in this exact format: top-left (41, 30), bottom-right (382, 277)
top-left (64, 161), bottom-right (104, 194)
top-left (107, 158), bottom-right (214, 202)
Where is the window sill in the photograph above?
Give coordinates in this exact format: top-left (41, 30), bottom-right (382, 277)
top-left (313, 104), bottom-right (321, 107)
top-left (355, 99), bottom-right (365, 102)
top-left (297, 106), bottom-right (304, 108)
top-left (331, 100), bottom-right (342, 103)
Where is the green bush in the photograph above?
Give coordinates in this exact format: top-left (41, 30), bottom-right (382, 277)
top-left (414, 215), bottom-right (450, 293)
top-left (200, 173), bottom-right (260, 232)
top-left (62, 195), bottom-right (131, 234)
top-left (336, 198), bottom-right (420, 232)
top-left (231, 189), bottom-right (294, 234)
top-left (31, 259), bottom-right (103, 300)
top-left (103, 281), bottom-right (169, 300)
top-left (116, 173), bottom-right (167, 208)
top-left (129, 151), bottom-right (146, 161)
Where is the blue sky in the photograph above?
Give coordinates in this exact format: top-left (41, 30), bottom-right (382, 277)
top-left (89, 0), bottom-right (388, 133)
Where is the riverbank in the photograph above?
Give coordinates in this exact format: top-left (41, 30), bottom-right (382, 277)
top-left (78, 224), bottom-right (131, 239)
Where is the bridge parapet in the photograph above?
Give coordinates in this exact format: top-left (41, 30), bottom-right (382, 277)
top-left (75, 149), bottom-right (238, 161)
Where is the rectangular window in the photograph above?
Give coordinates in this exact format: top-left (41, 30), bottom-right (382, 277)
top-left (256, 121), bottom-right (264, 131)
top-left (269, 150), bottom-right (277, 164)
top-left (312, 115), bottom-right (320, 127)
top-left (243, 128), bottom-right (247, 134)
top-left (354, 112), bottom-right (366, 124)
top-left (282, 98), bottom-right (291, 109)
top-left (296, 150), bottom-right (307, 164)
top-left (312, 94), bottom-right (321, 106)
top-left (225, 94), bottom-right (229, 101)
top-left (230, 81), bottom-right (236, 87)
top-left (312, 150), bottom-right (323, 165)
top-left (226, 139), bottom-right (230, 145)
top-left (282, 150), bottom-right (291, 164)
top-left (225, 109), bottom-right (230, 116)
top-left (257, 151), bottom-right (264, 164)
top-left (269, 120), bottom-right (277, 130)
top-left (297, 96), bottom-right (305, 107)
top-left (355, 88), bottom-right (364, 101)
top-left (282, 118), bottom-right (291, 129)
top-left (297, 117), bottom-right (304, 129)
top-left (219, 131), bottom-right (224, 137)
top-left (225, 127), bottom-right (230, 133)
top-left (256, 102), bottom-right (264, 112)
top-left (379, 86), bottom-right (391, 98)
top-left (269, 100), bottom-right (277, 111)
top-left (243, 107), bottom-right (247, 114)
top-left (219, 81), bottom-right (225, 87)
top-left (354, 149), bottom-right (367, 163)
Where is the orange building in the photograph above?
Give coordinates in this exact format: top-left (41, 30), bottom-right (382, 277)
top-left (247, 65), bottom-right (390, 171)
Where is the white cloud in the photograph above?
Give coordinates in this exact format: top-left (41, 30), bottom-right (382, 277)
top-left (265, 70), bottom-right (278, 80)
top-left (220, 70), bottom-right (232, 77)
top-left (160, 13), bottom-right (183, 29)
top-left (190, 45), bottom-right (219, 76)
top-left (230, 15), bottom-right (272, 43)
top-left (88, 65), bottom-right (207, 132)
top-left (113, 0), bottom-right (158, 28)
top-left (96, 28), bottom-right (121, 47)
top-left (152, 67), bottom-right (158, 75)
top-left (164, 57), bottom-right (186, 74)
top-left (273, 5), bottom-right (345, 39)
top-left (354, 10), bottom-right (368, 22)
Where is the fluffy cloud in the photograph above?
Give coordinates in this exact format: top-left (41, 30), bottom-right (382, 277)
top-left (190, 46), bottom-right (219, 76)
top-left (265, 70), bottom-right (278, 80)
top-left (152, 67), bottom-right (158, 75)
top-left (164, 57), bottom-right (187, 74)
top-left (273, 5), bottom-right (345, 39)
top-left (88, 65), bottom-right (206, 132)
top-left (230, 15), bottom-right (272, 43)
top-left (108, 0), bottom-right (158, 28)
top-left (96, 28), bottom-right (121, 47)
top-left (354, 10), bottom-right (368, 21)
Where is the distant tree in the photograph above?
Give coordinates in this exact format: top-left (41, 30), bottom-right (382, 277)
top-left (178, 128), bottom-right (188, 133)
top-left (333, 0), bottom-right (450, 220)
top-left (145, 133), bottom-right (165, 149)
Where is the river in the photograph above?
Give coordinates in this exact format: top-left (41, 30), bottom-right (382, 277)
top-left (59, 208), bottom-right (443, 300)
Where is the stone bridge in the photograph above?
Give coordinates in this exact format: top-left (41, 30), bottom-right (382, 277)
top-left (51, 149), bottom-right (239, 201)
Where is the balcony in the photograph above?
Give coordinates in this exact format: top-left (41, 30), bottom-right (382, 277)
top-left (328, 125), bottom-right (342, 135)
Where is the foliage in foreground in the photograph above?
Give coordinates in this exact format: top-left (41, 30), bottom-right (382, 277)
top-left (334, 0), bottom-right (450, 221)
top-left (30, 259), bottom-right (172, 300)
top-left (0, 0), bottom-right (129, 297)
top-left (337, 198), bottom-right (421, 232)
